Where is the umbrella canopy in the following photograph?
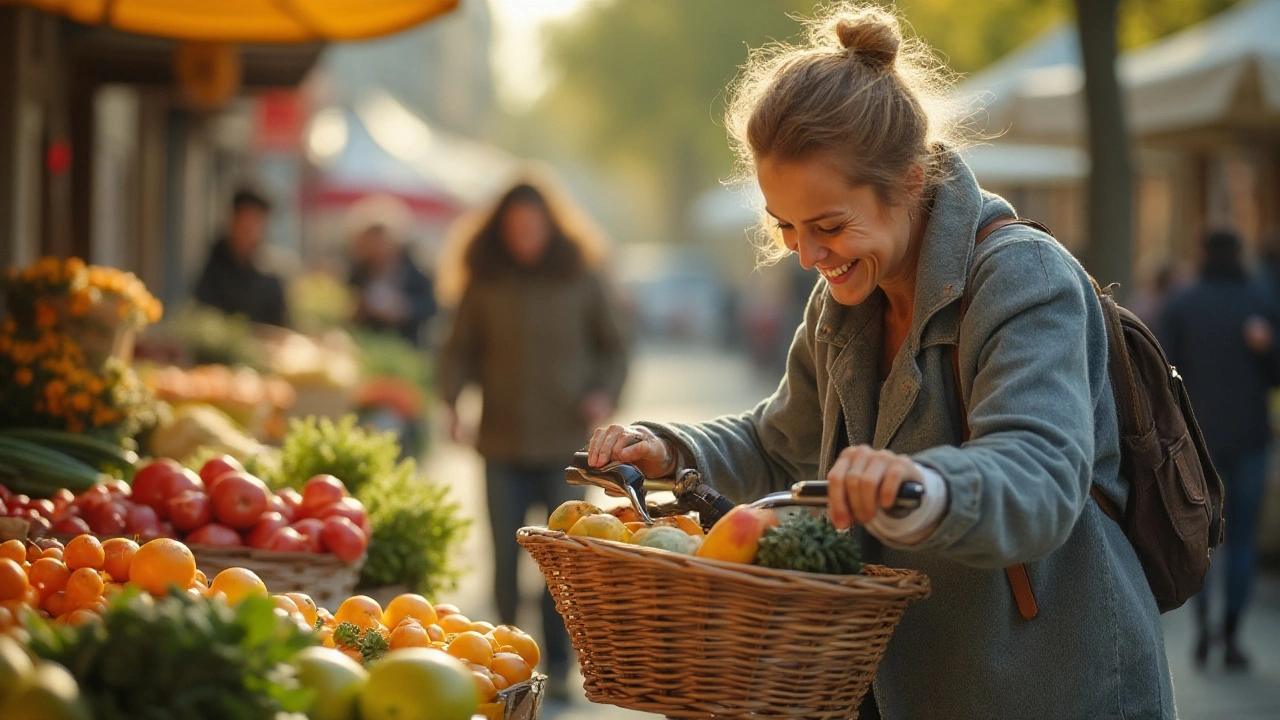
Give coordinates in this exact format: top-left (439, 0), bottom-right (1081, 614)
top-left (962, 0), bottom-right (1280, 143)
top-left (13, 0), bottom-right (457, 42)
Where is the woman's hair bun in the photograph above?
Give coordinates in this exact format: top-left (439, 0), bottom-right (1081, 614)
top-left (834, 11), bottom-right (900, 72)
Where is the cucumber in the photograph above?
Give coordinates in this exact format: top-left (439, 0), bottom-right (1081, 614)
top-left (0, 428), bottom-right (138, 473)
top-left (0, 437), bottom-right (105, 491)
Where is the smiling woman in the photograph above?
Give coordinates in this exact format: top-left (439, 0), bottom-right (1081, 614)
top-left (584, 3), bottom-right (1178, 719)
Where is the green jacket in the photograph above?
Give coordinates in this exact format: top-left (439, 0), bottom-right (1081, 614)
top-left (643, 152), bottom-right (1175, 719)
top-left (440, 269), bottom-right (628, 465)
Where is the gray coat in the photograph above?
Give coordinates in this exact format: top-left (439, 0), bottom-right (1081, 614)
top-left (643, 154), bottom-right (1175, 719)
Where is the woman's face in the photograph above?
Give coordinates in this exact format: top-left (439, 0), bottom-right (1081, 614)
top-left (757, 156), bottom-right (917, 307)
top-left (500, 201), bottom-right (552, 267)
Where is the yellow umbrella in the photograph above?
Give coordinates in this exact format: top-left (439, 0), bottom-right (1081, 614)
top-left (13, 0), bottom-right (458, 43)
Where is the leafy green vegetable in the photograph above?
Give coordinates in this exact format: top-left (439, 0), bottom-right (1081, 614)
top-left (26, 590), bottom-right (316, 720)
top-left (755, 514), bottom-right (863, 575)
top-left (356, 467), bottom-right (470, 596)
top-left (267, 415), bottom-right (400, 496)
top-left (358, 627), bottom-right (390, 663)
top-left (332, 622), bottom-right (362, 649)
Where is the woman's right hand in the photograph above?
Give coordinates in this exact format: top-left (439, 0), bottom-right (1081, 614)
top-left (586, 424), bottom-right (676, 477)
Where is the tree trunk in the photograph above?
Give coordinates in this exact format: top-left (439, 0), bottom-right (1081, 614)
top-left (1075, 0), bottom-right (1133, 297)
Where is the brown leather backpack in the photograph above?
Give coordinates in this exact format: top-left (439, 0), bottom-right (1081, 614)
top-left (958, 218), bottom-right (1226, 617)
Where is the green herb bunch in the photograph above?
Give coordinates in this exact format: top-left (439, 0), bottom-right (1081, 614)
top-left (26, 590), bottom-right (316, 720)
top-left (332, 621), bottom-right (389, 663)
top-left (357, 466), bottom-right (470, 596)
top-left (755, 513), bottom-right (863, 575)
top-left (268, 415), bottom-right (400, 496)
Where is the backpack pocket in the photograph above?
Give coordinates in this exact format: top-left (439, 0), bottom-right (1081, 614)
top-left (1154, 433), bottom-right (1211, 551)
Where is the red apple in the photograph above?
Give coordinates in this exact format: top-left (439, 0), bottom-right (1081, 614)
top-left (0, 499), bottom-right (6, 516)
top-left (210, 473), bottom-right (270, 529)
top-left (315, 497), bottom-right (370, 534)
top-left (51, 489), bottom-right (74, 511)
top-left (88, 501), bottom-right (127, 535)
top-left (0, 485), bottom-right (9, 501)
top-left (266, 527), bottom-right (310, 553)
top-left (185, 523), bottom-right (242, 547)
top-left (320, 516), bottom-right (368, 562)
top-left (52, 515), bottom-right (91, 535)
top-left (156, 521), bottom-right (177, 539)
top-left (103, 479), bottom-right (132, 498)
top-left (199, 455), bottom-right (244, 492)
top-left (300, 475), bottom-right (346, 518)
top-left (170, 468), bottom-right (205, 496)
top-left (10, 494), bottom-right (29, 507)
top-left (167, 491), bottom-right (212, 532)
top-left (290, 518), bottom-right (325, 553)
top-left (124, 503), bottom-right (161, 535)
top-left (28, 499), bottom-right (55, 518)
top-left (131, 459), bottom-right (184, 512)
top-left (246, 512), bottom-right (290, 549)
top-left (275, 488), bottom-right (302, 519)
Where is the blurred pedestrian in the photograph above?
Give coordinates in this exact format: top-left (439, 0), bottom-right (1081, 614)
top-left (348, 221), bottom-right (437, 348)
top-left (1128, 259), bottom-right (1177, 329)
top-left (1160, 229), bottom-right (1280, 671)
top-left (437, 178), bottom-right (628, 698)
top-left (194, 188), bottom-right (288, 327)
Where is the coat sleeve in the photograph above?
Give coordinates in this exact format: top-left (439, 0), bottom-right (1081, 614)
top-left (637, 282), bottom-right (826, 503)
top-left (437, 284), bottom-right (482, 407)
top-left (584, 274), bottom-right (629, 403)
top-left (403, 263), bottom-right (438, 326)
top-left (905, 237), bottom-right (1104, 568)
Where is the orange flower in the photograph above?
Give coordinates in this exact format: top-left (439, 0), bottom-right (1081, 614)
top-left (68, 289), bottom-right (94, 317)
top-left (92, 406), bottom-right (116, 427)
top-left (70, 393), bottom-right (92, 412)
top-left (14, 368), bottom-right (32, 387)
top-left (62, 257), bottom-right (86, 280)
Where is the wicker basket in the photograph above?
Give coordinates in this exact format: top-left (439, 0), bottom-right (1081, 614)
top-left (188, 544), bottom-right (363, 610)
top-left (517, 527), bottom-right (930, 720)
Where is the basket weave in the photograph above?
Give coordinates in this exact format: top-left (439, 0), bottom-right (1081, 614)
top-left (189, 545), bottom-right (363, 610)
top-left (517, 527), bottom-right (930, 720)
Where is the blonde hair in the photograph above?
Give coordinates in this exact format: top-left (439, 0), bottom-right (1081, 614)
top-left (726, 3), bottom-right (969, 263)
top-left (436, 166), bottom-right (609, 305)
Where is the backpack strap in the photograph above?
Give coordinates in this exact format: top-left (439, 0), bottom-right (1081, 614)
top-left (956, 216), bottom-right (1052, 621)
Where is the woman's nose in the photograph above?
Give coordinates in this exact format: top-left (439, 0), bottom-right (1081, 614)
top-left (795, 235), bottom-right (829, 270)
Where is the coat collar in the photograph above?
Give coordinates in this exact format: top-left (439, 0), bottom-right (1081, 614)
top-left (814, 150), bottom-right (1001, 449)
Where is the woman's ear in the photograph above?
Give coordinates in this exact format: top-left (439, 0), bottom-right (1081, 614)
top-left (903, 163), bottom-right (926, 207)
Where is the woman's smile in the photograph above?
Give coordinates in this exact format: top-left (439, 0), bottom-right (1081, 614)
top-left (820, 259), bottom-right (858, 284)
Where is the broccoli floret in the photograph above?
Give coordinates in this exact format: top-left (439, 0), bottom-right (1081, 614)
top-left (359, 628), bottom-right (390, 663)
top-left (332, 622), bottom-right (362, 648)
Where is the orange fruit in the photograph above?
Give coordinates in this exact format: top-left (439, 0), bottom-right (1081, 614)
top-left (129, 539), bottom-right (197, 596)
top-left (0, 558), bottom-right (29, 602)
top-left (491, 625), bottom-right (540, 668)
top-left (433, 603), bottom-right (462, 617)
top-left (339, 646), bottom-right (364, 664)
top-left (101, 538), bottom-right (139, 582)
top-left (389, 621), bottom-right (432, 649)
top-left (43, 590), bottom-right (75, 617)
top-left (272, 594), bottom-right (300, 614)
top-left (383, 593), bottom-right (438, 629)
top-left (287, 593), bottom-right (318, 627)
top-left (64, 535), bottom-right (105, 571)
top-left (467, 621), bottom-right (496, 635)
top-left (65, 567), bottom-right (104, 606)
top-left (490, 652), bottom-right (532, 686)
top-left (27, 557), bottom-right (70, 599)
top-left (64, 608), bottom-right (101, 626)
top-left (25, 544), bottom-right (42, 563)
top-left (41, 547), bottom-right (63, 561)
top-left (208, 568), bottom-right (268, 605)
top-left (669, 515), bottom-right (705, 537)
top-left (446, 630), bottom-right (494, 668)
top-left (490, 672), bottom-right (509, 691)
top-left (425, 624), bottom-right (446, 642)
top-left (0, 540), bottom-right (25, 564)
top-left (472, 670), bottom-right (499, 702)
top-left (567, 514), bottom-right (632, 543)
top-left (0, 605), bottom-right (13, 629)
top-left (437, 613), bottom-right (472, 635)
top-left (334, 595), bottom-right (384, 631)
top-left (548, 500), bottom-right (603, 532)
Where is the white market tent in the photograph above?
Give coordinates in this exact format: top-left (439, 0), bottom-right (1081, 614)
top-left (969, 0), bottom-right (1280, 143)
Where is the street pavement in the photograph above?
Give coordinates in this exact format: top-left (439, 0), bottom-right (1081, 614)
top-left (424, 342), bottom-right (1280, 720)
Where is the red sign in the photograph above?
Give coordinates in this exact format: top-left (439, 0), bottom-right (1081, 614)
top-left (255, 90), bottom-right (305, 152)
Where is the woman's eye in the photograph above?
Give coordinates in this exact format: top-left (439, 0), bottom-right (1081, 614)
top-left (817, 225), bottom-right (843, 236)
top-left (773, 222), bottom-right (794, 232)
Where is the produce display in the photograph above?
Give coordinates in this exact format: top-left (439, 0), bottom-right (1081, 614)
top-left (548, 500), bottom-right (864, 574)
top-left (141, 363), bottom-right (295, 440)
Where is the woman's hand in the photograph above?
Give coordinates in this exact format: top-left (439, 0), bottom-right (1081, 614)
top-left (445, 405), bottom-right (473, 447)
top-left (827, 445), bottom-right (923, 530)
top-left (586, 424), bottom-right (676, 477)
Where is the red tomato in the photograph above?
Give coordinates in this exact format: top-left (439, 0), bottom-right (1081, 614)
top-left (210, 473), bottom-right (270, 530)
top-left (103, 479), bottom-right (132, 498)
top-left (167, 491), bottom-right (212, 532)
top-left (27, 499), bottom-right (55, 518)
top-left (185, 523), bottom-right (242, 547)
top-left (130, 459), bottom-right (185, 514)
top-left (289, 518), bottom-right (326, 553)
top-left (51, 489), bottom-right (74, 511)
top-left (199, 455), bottom-right (244, 493)
top-left (124, 502), bottom-right (161, 535)
top-left (275, 488), bottom-right (303, 520)
top-left (266, 527), bottom-right (310, 553)
top-left (52, 515), bottom-right (91, 535)
top-left (320, 516), bottom-right (368, 562)
top-left (246, 512), bottom-right (290, 549)
top-left (300, 475), bottom-right (346, 518)
top-left (89, 501), bottom-right (128, 535)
